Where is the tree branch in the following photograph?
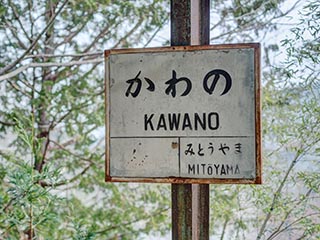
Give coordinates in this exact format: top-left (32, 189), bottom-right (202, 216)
top-left (0, 120), bottom-right (17, 127)
top-left (49, 139), bottom-right (95, 163)
top-left (55, 22), bottom-right (89, 48)
top-left (82, 21), bottom-right (115, 54)
top-left (257, 150), bottom-right (303, 239)
top-left (0, 58), bottom-right (103, 82)
top-left (25, 52), bottom-right (102, 59)
top-left (48, 136), bottom-right (81, 150)
top-left (7, 80), bottom-right (32, 98)
top-left (49, 100), bottom-right (92, 131)
top-left (267, 188), bottom-right (313, 240)
top-left (211, 0), bottom-right (302, 42)
top-left (256, 139), bottom-right (319, 239)
top-left (271, 212), bottom-right (320, 240)
top-left (0, 0), bottom-right (69, 75)
top-left (36, 135), bottom-right (51, 173)
top-left (113, 16), bottom-right (145, 49)
top-left (94, 207), bottom-right (170, 235)
top-left (39, 162), bottom-right (93, 187)
top-left (220, 218), bottom-right (229, 240)
top-left (4, 19), bottom-right (28, 49)
top-left (8, 0), bottom-right (32, 43)
top-left (143, 17), bottom-right (169, 47)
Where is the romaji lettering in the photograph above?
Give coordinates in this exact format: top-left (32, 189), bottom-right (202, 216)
top-left (124, 69), bottom-right (232, 97)
top-left (144, 112), bottom-right (219, 131)
top-left (188, 163), bottom-right (240, 176)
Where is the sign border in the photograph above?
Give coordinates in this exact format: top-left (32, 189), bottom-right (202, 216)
top-left (105, 43), bottom-right (261, 184)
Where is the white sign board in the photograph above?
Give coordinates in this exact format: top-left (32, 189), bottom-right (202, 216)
top-left (105, 44), bottom-right (261, 184)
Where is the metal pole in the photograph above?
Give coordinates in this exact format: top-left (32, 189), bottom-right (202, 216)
top-left (171, 1), bottom-right (210, 240)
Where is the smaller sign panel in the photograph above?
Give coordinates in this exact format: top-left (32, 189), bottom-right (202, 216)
top-left (105, 44), bottom-right (261, 184)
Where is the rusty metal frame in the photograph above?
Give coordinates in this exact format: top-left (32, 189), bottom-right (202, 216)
top-left (105, 43), bottom-right (262, 184)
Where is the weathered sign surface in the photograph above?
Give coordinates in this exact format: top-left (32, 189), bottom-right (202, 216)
top-left (105, 44), bottom-right (261, 184)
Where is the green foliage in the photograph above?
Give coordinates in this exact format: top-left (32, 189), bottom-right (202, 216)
top-left (0, 0), bottom-right (319, 239)
top-left (0, 0), bottom-right (170, 238)
top-left (211, 0), bottom-right (287, 42)
top-left (208, 1), bottom-right (320, 239)
top-left (0, 118), bottom-right (62, 238)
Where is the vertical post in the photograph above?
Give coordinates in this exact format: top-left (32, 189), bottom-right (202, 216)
top-left (171, 1), bottom-right (192, 240)
top-left (191, 184), bottom-right (210, 240)
top-left (191, 1), bottom-right (210, 240)
top-left (171, 1), bottom-right (210, 240)
top-left (172, 184), bottom-right (192, 240)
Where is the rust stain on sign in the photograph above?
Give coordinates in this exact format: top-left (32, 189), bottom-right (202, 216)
top-left (105, 43), bottom-right (262, 184)
top-left (172, 142), bottom-right (179, 149)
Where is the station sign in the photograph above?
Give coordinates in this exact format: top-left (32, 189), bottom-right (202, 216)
top-left (105, 44), bottom-right (261, 184)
